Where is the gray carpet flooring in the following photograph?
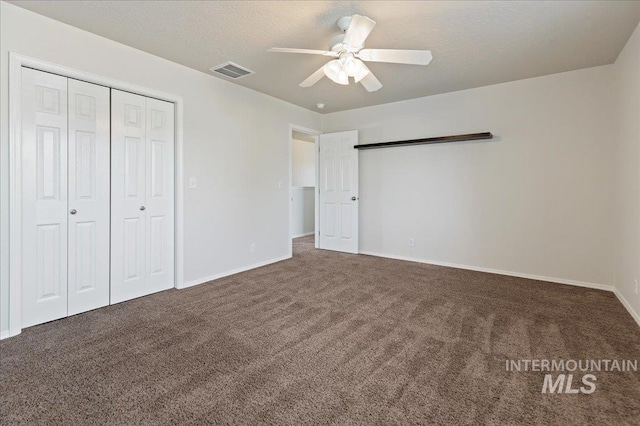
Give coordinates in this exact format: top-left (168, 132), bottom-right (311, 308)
top-left (1, 236), bottom-right (640, 425)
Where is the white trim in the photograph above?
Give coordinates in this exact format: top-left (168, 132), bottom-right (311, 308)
top-left (6, 53), bottom-right (185, 338)
top-left (174, 100), bottom-right (185, 291)
top-left (8, 53), bottom-right (23, 338)
top-left (314, 133), bottom-right (320, 249)
top-left (292, 232), bottom-right (314, 239)
top-left (181, 255), bottom-right (291, 289)
top-left (288, 124), bottom-right (321, 257)
top-left (614, 288), bottom-right (640, 328)
top-left (359, 251), bottom-right (614, 292)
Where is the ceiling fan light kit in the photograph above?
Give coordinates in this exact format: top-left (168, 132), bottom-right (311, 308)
top-left (268, 14), bottom-right (432, 92)
top-left (323, 54), bottom-right (369, 85)
top-left (323, 60), bottom-right (347, 85)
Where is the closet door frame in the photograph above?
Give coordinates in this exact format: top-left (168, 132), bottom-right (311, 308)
top-left (6, 53), bottom-right (185, 338)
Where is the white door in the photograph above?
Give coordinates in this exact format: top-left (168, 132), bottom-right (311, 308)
top-left (111, 90), bottom-right (174, 303)
top-left (144, 98), bottom-right (175, 293)
top-left (21, 68), bottom-right (69, 327)
top-left (111, 90), bottom-right (146, 303)
top-left (67, 78), bottom-right (111, 315)
top-left (318, 130), bottom-right (359, 254)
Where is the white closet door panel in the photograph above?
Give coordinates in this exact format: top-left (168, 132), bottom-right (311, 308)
top-left (111, 90), bottom-right (147, 303)
top-left (145, 98), bottom-right (175, 293)
top-left (21, 68), bottom-right (69, 327)
top-left (319, 131), bottom-right (359, 254)
top-left (67, 79), bottom-right (110, 315)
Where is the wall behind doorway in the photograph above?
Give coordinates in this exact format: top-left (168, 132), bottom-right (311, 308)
top-left (291, 136), bottom-right (316, 238)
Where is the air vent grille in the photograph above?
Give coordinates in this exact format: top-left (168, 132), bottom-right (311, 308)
top-left (209, 62), bottom-right (255, 79)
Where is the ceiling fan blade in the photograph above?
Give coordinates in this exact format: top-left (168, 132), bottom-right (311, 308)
top-left (358, 49), bottom-right (433, 65)
top-left (299, 65), bottom-right (326, 88)
top-left (343, 15), bottom-right (376, 47)
top-left (268, 47), bottom-right (338, 57)
top-left (359, 64), bottom-right (382, 92)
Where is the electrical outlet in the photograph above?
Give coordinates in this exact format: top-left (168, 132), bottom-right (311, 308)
top-left (189, 177), bottom-right (197, 189)
top-left (635, 279), bottom-right (638, 296)
top-left (408, 238), bottom-right (415, 247)
top-left (250, 243), bottom-right (256, 253)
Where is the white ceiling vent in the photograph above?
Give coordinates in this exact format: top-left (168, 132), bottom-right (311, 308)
top-left (209, 61), bottom-right (255, 79)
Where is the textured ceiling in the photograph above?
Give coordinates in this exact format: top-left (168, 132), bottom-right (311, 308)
top-left (9, 1), bottom-right (640, 113)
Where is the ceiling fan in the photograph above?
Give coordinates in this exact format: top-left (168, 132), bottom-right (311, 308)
top-left (268, 15), bottom-right (432, 92)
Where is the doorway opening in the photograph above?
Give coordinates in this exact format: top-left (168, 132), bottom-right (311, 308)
top-left (289, 126), bottom-right (320, 257)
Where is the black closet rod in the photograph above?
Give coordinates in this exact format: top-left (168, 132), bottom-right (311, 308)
top-left (353, 132), bottom-right (493, 150)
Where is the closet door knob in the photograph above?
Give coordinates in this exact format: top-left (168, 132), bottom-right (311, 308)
top-left (70, 209), bottom-right (77, 215)
top-left (140, 206), bottom-right (146, 211)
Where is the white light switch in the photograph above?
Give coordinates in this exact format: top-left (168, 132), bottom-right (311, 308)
top-left (278, 181), bottom-right (283, 189)
top-left (189, 177), bottom-right (197, 189)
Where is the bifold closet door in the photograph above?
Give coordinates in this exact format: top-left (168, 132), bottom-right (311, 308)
top-left (21, 69), bottom-right (110, 328)
top-left (111, 90), bottom-right (175, 303)
top-left (67, 79), bottom-right (111, 315)
top-left (21, 68), bottom-right (69, 327)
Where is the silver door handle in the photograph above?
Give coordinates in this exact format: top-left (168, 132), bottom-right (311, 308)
top-left (70, 209), bottom-right (77, 215)
top-left (351, 196), bottom-right (358, 201)
top-left (140, 206), bottom-right (146, 211)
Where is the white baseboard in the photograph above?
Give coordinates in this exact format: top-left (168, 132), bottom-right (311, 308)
top-left (359, 251), bottom-right (614, 292)
top-left (0, 329), bottom-right (20, 340)
top-left (614, 288), bottom-right (640, 328)
top-left (178, 255), bottom-right (291, 289)
top-left (292, 232), bottom-right (314, 239)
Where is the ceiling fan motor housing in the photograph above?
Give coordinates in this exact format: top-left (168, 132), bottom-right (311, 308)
top-left (329, 34), bottom-right (346, 52)
top-left (330, 16), bottom-right (365, 53)
top-left (329, 34), bottom-right (364, 53)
